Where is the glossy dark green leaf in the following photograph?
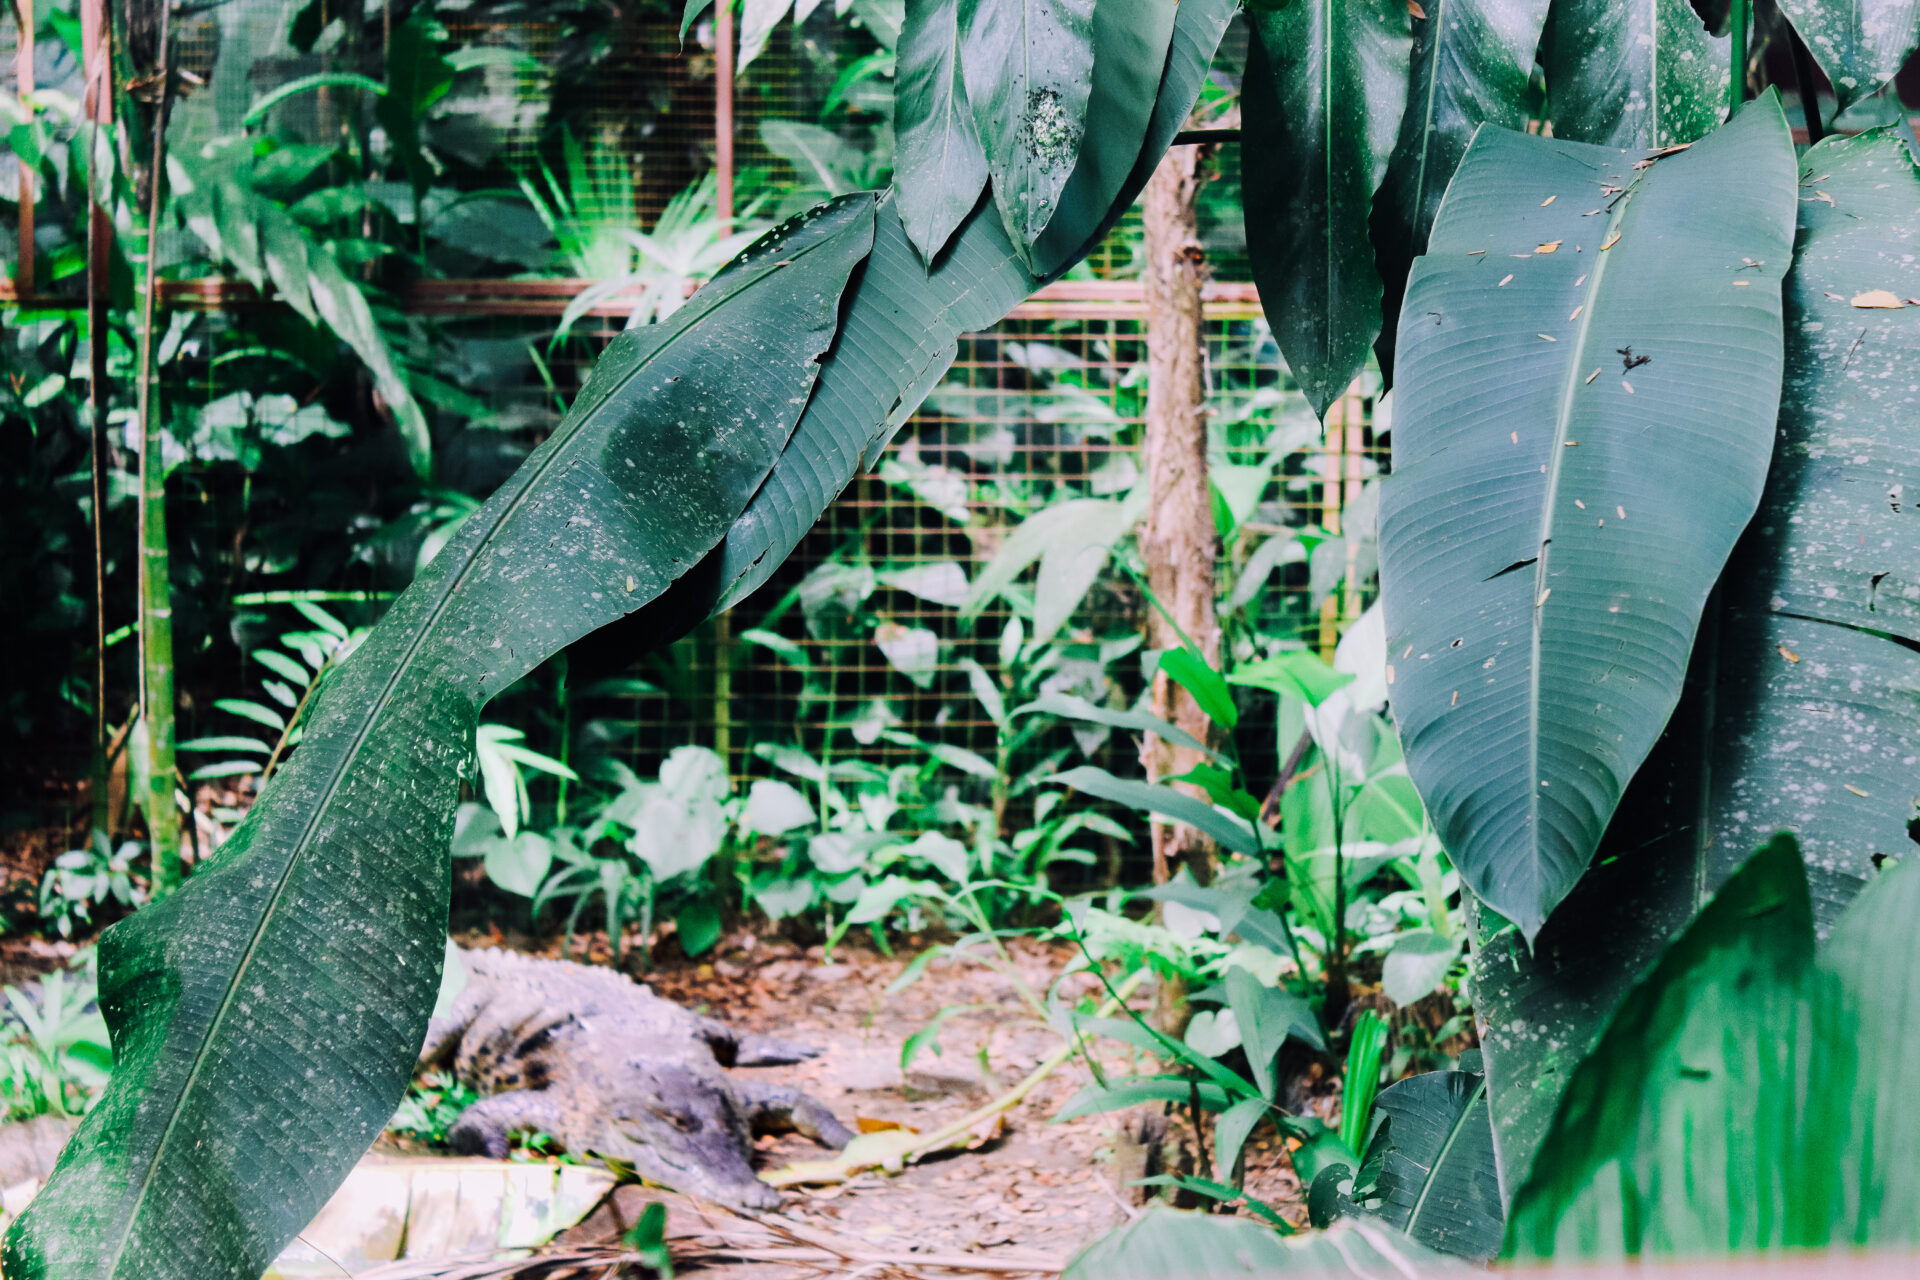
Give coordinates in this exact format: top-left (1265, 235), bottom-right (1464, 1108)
top-left (1818, 839), bottom-right (1920, 1236)
top-left (710, 0), bottom-right (1236, 610)
top-left (896, 0), bottom-right (992, 260)
top-left (1243, 0), bottom-right (1413, 418)
top-left (0, 197), bottom-right (879, 1280)
top-left (1778, 0), bottom-right (1920, 111)
top-left (1510, 840), bottom-right (1920, 1256)
top-left (1377, 101), bottom-right (1798, 939)
top-left (1697, 129), bottom-right (1920, 926)
top-left (1467, 129), bottom-right (1920, 1200)
top-left (1504, 835), bottom-right (1849, 1257)
top-left (1540, 0), bottom-right (1729, 147)
top-left (1361, 1070), bottom-right (1503, 1260)
top-left (1027, 0), bottom-right (1178, 277)
top-left (1379, 0), bottom-right (1551, 257)
top-left (957, 0), bottom-right (1098, 254)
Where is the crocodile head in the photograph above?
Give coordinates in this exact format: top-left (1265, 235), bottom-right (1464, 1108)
top-left (588, 1057), bottom-right (781, 1210)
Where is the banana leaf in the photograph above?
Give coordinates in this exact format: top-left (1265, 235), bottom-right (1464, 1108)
top-left (1027, 0), bottom-right (1177, 276)
top-left (895, 0), bottom-right (991, 260)
top-left (1540, 0), bottom-right (1729, 147)
top-left (957, 0), bottom-right (1098, 255)
top-left (1507, 835), bottom-right (1920, 1256)
top-left (1378, 0), bottom-right (1551, 259)
top-left (710, 0), bottom-right (1237, 612)
top-left (1, 196), bottom-right (881, 1280)
top-left (1465, 127), bottom-right (1920, 1204)
top-left (1377, 100), bottom-right (1798, 939)
top-left (1776, 0), bottom-right (1920, 112)
top-left (1243, 0), bottom-right (1412, 418)
top-left (1361, 1068), bottom-right (1503, 1260)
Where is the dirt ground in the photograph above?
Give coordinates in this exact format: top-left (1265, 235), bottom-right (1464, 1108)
top-left (447, 926), bottom-right (1331, 1277)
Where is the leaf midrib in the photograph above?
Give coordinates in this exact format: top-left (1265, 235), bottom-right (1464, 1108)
top-left (1403, 1074), bottom-right (1489, 1232)
top-left (1525, 177), bottom-right (1639, 912)
top-left (1322, 0), bottom-right (1335, 368)
top-left (1408, 0), bottom-right (1449, 238)
top-left (99, 223), bottom-right (849, 1277)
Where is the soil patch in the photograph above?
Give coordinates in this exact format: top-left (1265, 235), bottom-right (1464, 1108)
top-left (448, 928), bottom-right (1326, 1276)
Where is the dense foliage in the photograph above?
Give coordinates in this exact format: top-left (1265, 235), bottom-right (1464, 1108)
top-left (1, 0), bottom-right (1917, 1275)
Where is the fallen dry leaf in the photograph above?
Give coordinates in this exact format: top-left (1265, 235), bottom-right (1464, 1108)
top-left (1778, 645), bottom-right (1801, 664)
top-left (1498, 273), bottom-right (1514, 286)
top-left (1537, 240), bottom-right (1563, 253)
top-left (1600, 231), bottom-right (1622, 250)
top-left (856, 1117), bottom-right (914, 1135)
top-left (1541, 195), bottom-right (1557, 206)
top-left (1846, 784), bottom-right (1870, 798)
top-left (1851, 289), bottom-right (1905, 309)
top-left (1408, 0), bottom-right (1426, 15)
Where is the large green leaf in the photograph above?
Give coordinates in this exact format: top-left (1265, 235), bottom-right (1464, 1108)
top-left (1362, 1069), bottom-right (1503, 1260)
top-left (1377, 101), bottom-right (1798, 938)
top-left (1064, 1211), bottom-right (1471, 1280)
top-left (0, 197), bottom-right (880, 1280)
top-left (1778, 0), bottom-right (1920, 111)
top-left (1464, 127), bottom-right (1920, 1204)
top-left (1243, 0), bottom-right (1412, 418)
top-left (1540, 0), bottom-right (1729, 147)
top-left (1378, 0), bottom-right (1551, 258)
top-left (1506, 834), bottom-right (1920, 1256)
top-left (896, 0), bottom-right (992, 260)
top-left (957, 0), bottom-right (1098, 254)
top-left (1027, 0), bottom-right (1178, 277)
top-left (711, 0), bottom-right (1236, 610)
top-left (1504, 835), bottom-right (1841, 1257)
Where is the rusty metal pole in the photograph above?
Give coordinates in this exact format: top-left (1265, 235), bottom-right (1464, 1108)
top-left (81, 0), bottom-right (113, 834)
top-left (13, 0), bottom-right (33, 298)
top-left (710, 0), bottom-right (736, 777)
top-left (714, 0), bottom-right (735, 224)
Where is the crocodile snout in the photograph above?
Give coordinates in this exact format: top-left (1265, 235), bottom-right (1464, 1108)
top-left (603, 1059), bottom-right (783, 1210)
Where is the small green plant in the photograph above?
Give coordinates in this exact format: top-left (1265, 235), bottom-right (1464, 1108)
top-left (1338, 1010), bottom-right (1387, 1155)
top-left (177, 600), bottom-right (369, 792)
top-left (387, 1070), bottom-right (481, 1147)
top-left (38, 833), bottom-right (147, 940)
top-left (0, 960), bottom-right (113, 1121)
top-left (550, 170), bottom-right (773, 337)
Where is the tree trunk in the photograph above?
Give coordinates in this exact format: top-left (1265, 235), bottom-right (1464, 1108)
top-left (1138, 144), bottom-right (1219, 887)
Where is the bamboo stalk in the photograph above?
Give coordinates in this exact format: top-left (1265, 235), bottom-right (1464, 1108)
top-left (135, 0), bottom-right (181, 892)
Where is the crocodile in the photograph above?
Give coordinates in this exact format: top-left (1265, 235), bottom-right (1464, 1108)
top-left (418, 947), bottom-right (853, 1208)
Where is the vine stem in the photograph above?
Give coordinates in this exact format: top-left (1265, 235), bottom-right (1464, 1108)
top-left (1728, 0), bottom-right (1750, 116)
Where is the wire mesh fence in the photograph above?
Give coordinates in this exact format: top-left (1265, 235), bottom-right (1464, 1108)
top-left (0, 3), bottom-right (1385, 876)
